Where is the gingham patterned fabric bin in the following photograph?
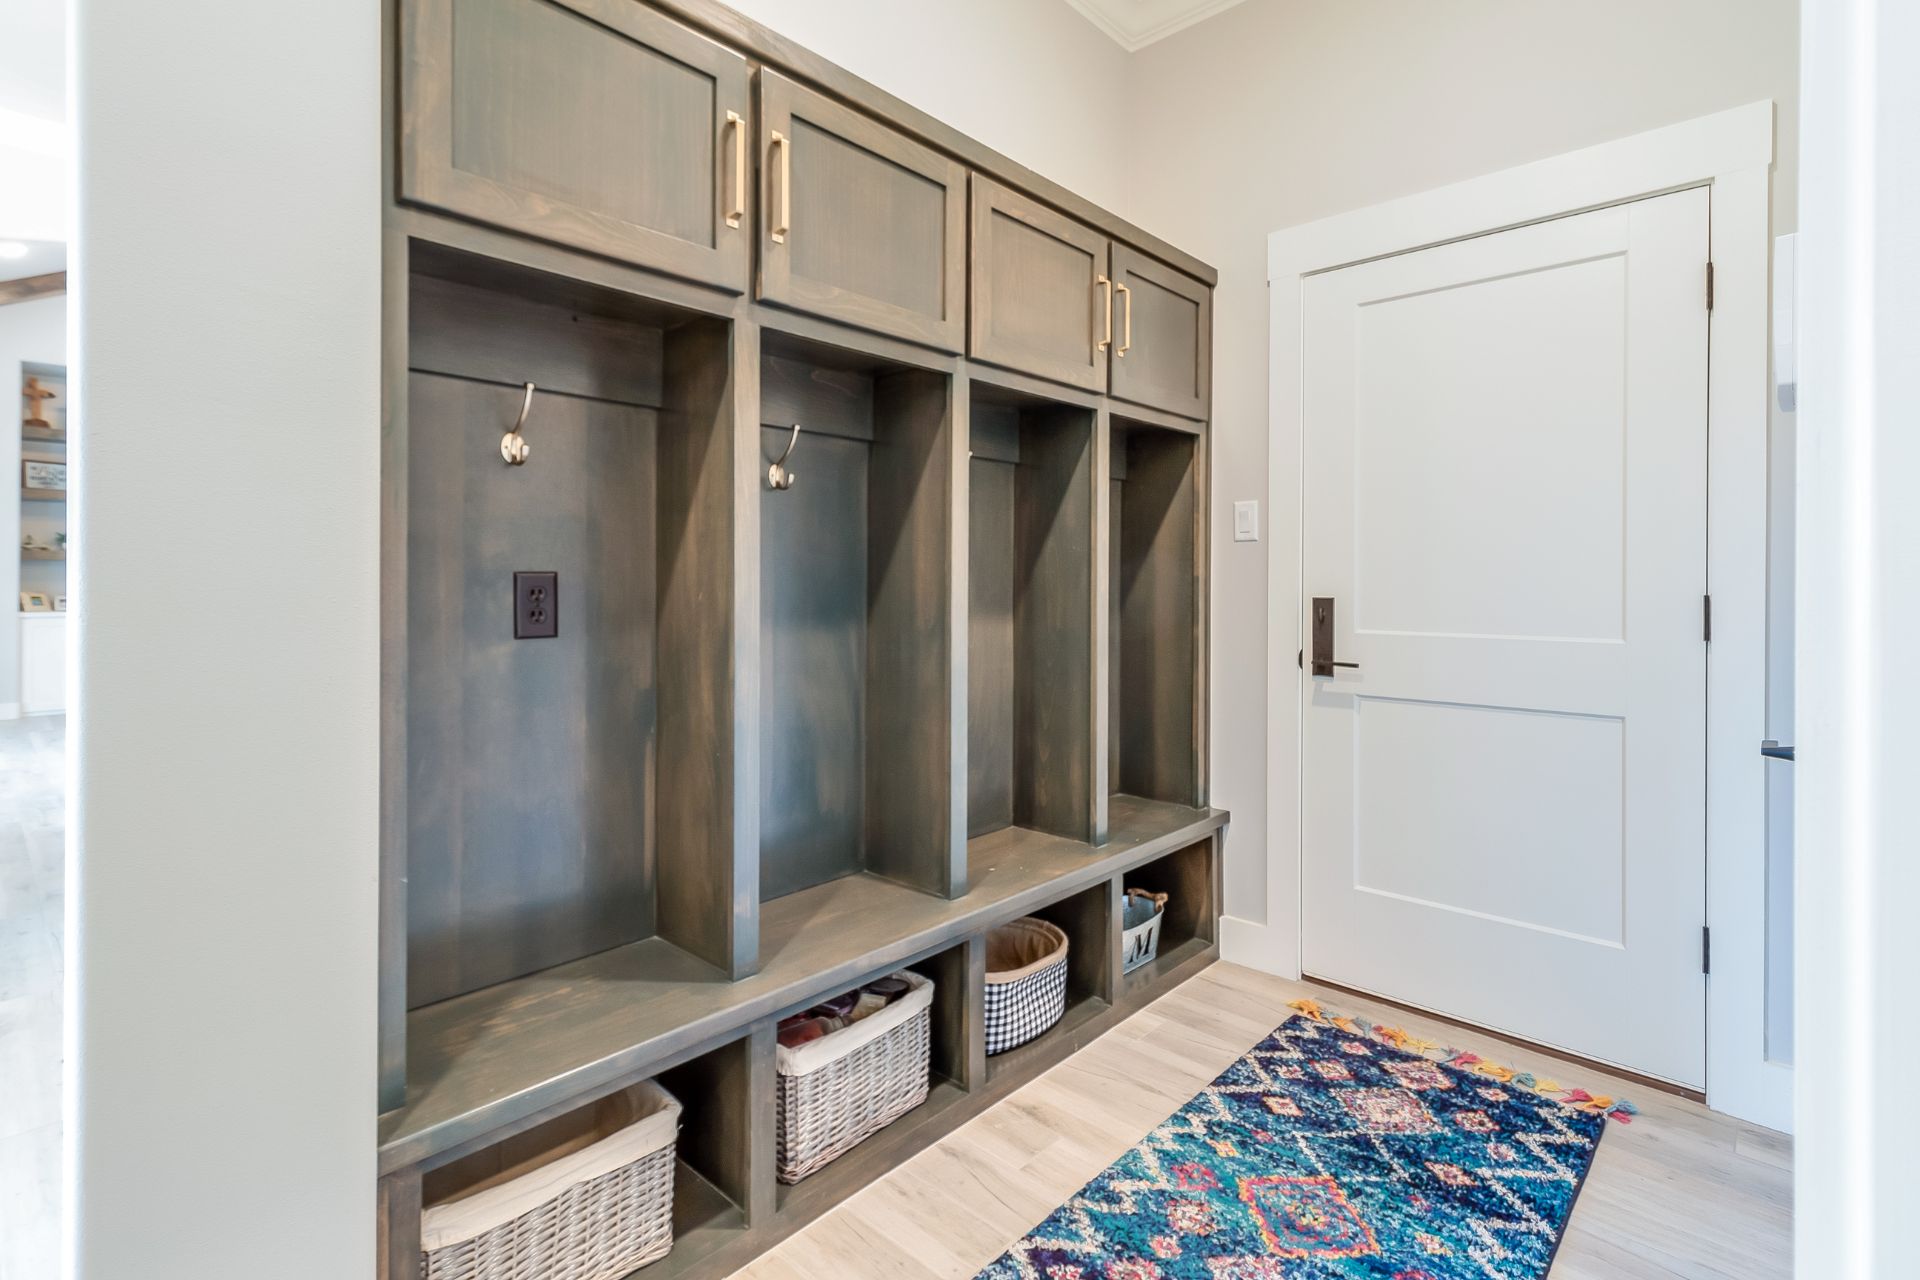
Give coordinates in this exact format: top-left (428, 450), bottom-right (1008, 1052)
top-left (983, 917), bottom-right (1070, 1055)
top-left (420, 1081), bottom-right (680, 1280)
top-left (775, 970), bottom-right (934, 1184)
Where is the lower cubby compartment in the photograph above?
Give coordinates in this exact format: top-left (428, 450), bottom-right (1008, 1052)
top-left (986, 880), bottom-right (1115, 1083)
top-left (407, 1038), bottom-right (754, 1280)
top-left (770, 941), bottom-right (972, 1203)
top-left (1121, 839), bottom-right (1217, 996)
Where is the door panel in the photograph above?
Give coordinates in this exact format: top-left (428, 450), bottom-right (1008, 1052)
top-left (759, 72), bottom-right (965, 350)
top-left (1301, 190), bottom-right (1710, 1087)
top-left (969, 178), bottom-right (1110, 393)
top-left (401, 0), bottom-right (751, 291)
top-left (1110, 244), bottom-right (1210, 419)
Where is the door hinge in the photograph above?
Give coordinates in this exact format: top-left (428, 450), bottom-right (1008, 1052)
top-left (1298, 648), bottom-right (1304, 670)
top-left (1706, 262), bottom-right (1716, 311)
top-left (1702, 925), bottom-right (1712, 975)
top-left (1703, 594), bottom-right (1713, 642)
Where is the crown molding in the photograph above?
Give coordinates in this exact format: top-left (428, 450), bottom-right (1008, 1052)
top-left (1060, 0), bottom-right (1252, 52)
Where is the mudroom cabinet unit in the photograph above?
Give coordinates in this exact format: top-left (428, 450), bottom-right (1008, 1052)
top-left (379, 1), bottom-right (1220, 1276)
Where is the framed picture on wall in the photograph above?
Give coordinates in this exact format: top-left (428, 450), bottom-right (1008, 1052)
top-left (19, 592), bottom-right (51, 613)
top-left (23, 460), bottom-right (66, 491)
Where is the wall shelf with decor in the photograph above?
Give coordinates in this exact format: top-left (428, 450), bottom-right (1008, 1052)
top-left (17, 363), bottom-right (69, 709)
top-left (375, 1), bottom-right (1220, 1276)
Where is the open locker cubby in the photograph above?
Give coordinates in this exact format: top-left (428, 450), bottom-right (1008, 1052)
top-left (967, 383), bottom-right (1098, 845)
top-left (758, 333), bottom-right (963, 904)
top-left (403, 243), bottom-right (754, 1021)
top-left (1108, 417), bottom-right (1204, 810)
top-left (1122, 838), bottom-right (1217, 994)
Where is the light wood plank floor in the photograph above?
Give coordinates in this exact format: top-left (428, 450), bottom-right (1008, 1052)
top-left (734, 962), bottom-right (1792, 1280)
top-left (0, 715), bottom-right (63, 1280)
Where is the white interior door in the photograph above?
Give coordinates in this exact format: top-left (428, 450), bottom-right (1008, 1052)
top-left (1301, 189), bottom-right (1709, 1087)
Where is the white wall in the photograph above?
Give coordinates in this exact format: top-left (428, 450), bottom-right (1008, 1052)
top-left (1794, 0), bottom-right (1920, 1268)
top-left (2, 293), bottom-right (65, 716)
top-left (722, 0), bottom-right (1131, 215)
top-left (1122, 0), bottom-right (1800, 970)
top-left (70, 0), bottom-right (379, 1275)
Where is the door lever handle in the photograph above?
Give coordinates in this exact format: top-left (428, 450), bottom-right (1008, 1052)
top-left (1309, 597), bottom-right (1360, 678)
top-left (1760, 740), bottom-right (1796, 762)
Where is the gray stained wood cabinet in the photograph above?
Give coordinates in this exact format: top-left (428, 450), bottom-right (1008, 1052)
top-left (1109, 244), bottom-right (1211, 421)
top-left (969, 177), bottom-right (1113, 394)
top-left (380, 1), bottom-right (1221, 1275)
top-left (401, 0), bottom-right (753, 290)
top-left (757, 71), bottom-right (967, 351)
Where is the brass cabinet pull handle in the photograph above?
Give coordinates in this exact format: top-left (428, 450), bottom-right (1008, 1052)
top-left (725, 111), bottom-right (746, 229)
top-left (1097, 274), bottom-right (1113, 351)
top-left (1116, 281), bottom-right (1132, 357)
top-left (770, 130), bottom-right (791, 244)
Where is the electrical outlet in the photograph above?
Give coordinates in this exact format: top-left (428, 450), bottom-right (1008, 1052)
top-left (514, 572), bottom-right (558, 639)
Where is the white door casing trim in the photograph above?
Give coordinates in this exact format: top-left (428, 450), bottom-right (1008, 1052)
top-left (1248, 101), bottom-right (1786, 1130)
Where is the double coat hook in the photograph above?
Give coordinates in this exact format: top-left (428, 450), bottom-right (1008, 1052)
top-left (501, 382), bottom-right (536, 466)
top-left (767, 422), bottom-right (800, 490)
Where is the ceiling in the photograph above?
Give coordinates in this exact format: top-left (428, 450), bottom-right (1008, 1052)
top-left (1060, 0), bottom-right (1252, 51)
top-left (1, 239), bottom-right (65, 285)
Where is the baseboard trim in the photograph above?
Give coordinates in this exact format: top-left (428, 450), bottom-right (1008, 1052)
top-left (1219, 914), bottom-right (1299, 979)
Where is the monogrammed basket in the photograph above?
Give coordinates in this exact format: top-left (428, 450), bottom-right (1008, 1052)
top-left (983, 917), bottom-right (1070, 1055)
top-left (775, 970), bottom-right (933, 1184)
top-left (420, 1081), bottom-right (680, 1280)
top-left (1121, 889), bottom-right (1168, 974)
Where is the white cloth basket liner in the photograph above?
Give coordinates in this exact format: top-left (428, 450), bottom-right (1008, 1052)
top-left (775, 970), bottom-right (933, 1077)
top-left (420, 1081), bottom-right (680, 1253)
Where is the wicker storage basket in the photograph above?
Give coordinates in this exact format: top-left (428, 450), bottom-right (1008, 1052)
top-left (1121, 889), bottom-right (1168, 974)
top-left (983, 917), bottom-right (1070, 1055)
top-left (775, 970), bottom-right (933, 1184)
top-left (420, 1081), bottom-right (680, 1280)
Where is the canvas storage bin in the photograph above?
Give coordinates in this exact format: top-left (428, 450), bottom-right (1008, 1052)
top-left (775, 969), bottom-right (934, 1183)
top-left (420, 1080), bottom-right (681, 1280)
top-left (1121, 889), bottom-right (1168, 974)
top-left (983, 917), bottom-right (1070, 1055)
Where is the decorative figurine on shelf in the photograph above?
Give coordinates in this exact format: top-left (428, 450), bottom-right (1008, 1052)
top-left (20, 533), bottom-right (35, 550)
top-left (22, 376), bottom-right (56, 429)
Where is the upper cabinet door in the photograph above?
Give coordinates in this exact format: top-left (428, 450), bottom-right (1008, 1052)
top-left (969, 178), bottom-right (1111, 394)
top-left (400, 0), bottom-right (752, 292)
top-left (1109, 244), bottom-right (1211, 420)
top-left (758, 72), bottom-right (966, 351)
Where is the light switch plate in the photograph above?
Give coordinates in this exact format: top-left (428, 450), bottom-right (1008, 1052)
top-left (1233, 500), bottom-right (1260, 543)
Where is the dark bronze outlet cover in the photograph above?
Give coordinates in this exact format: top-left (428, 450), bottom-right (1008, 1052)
top-left (514, 571), bottom-right (558, 639)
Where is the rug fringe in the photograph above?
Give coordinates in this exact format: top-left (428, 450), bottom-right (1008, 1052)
top-left (1286, 998), bottom-right (1639, 1124)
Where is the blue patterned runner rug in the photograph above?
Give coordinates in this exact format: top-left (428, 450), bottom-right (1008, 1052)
top-left (974, 1012), bottom-right (1608, 1279)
